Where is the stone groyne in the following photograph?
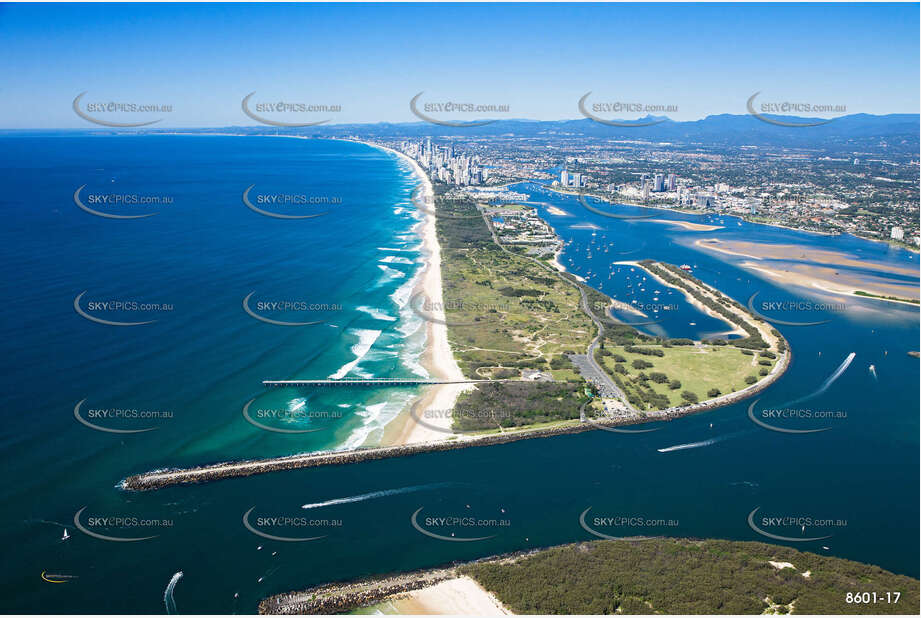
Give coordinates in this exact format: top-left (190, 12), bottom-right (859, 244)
top-left (258, 548), bottom-right (542, 614)
top-left (121, 415), bottom-right (653, 491)
top-left (258, 567), bottom-right (457, 615)
top-left (121, 343), bottom-right (789, 492)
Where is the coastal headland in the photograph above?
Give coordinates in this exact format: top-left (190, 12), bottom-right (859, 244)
top-left (120, 156), bottom-right (791, 492)
top-left (121, 261), bottom-right (789, 491)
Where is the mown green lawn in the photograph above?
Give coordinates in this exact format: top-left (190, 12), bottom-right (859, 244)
top-left (601, 344), bottom-right (776, 408)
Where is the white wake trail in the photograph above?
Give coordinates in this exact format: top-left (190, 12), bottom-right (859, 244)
top-left (164, 571), bottom-right (183, 614)
top-left (657, 437), bottom-right (718, 453)
top-left (302, 483), bottom-right (452, 510)
top-left (657, 430), bottom-right (748, 454)
top-left (783, 352), bottom-right (855, 407)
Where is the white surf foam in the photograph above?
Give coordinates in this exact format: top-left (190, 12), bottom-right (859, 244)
top-left (328, 329), bottom-right (383, 379)
top-left (375, 264), bottom-right (407, 286)
top-left (356, 305), bottom-right (397, 322)
top-left (380, 255), bottom-right (414, 265)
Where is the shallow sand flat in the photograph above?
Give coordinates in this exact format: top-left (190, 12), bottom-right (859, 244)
top-left (697, 238), bottom-right (919, 278)
top-left (546, 205), bottom-right (571, 216)
top-left (743, 261), bottom-right (920, 302)
top-left (646, 218), bottom-right (724, 232)
top-left (389, 576), bottom-right (510, 615)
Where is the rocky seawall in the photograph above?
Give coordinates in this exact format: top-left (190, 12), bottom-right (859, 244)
top-left (121, 343), bottom-right (789, 492)
top-left (258, 568), bottom-right (457, 615)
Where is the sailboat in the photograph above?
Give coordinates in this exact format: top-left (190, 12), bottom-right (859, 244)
top-left (62, 529), bottom-right (70, 541)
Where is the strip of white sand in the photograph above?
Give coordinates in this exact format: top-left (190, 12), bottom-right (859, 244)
top-left (358, 141), bottom-right (473, 445)
top-left (390, 576), bottom-right (511, 615)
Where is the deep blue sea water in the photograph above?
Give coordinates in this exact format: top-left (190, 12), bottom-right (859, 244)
top-left (0, 136), bottom-right (918, 613)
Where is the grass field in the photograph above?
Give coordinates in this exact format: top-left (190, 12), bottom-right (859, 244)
top-left (436, 192), bottom-right (596, 380)
top-left (600, 343), bottom-right (777, 410)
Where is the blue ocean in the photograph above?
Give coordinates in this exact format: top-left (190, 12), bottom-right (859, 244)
top-left (0, 135), bottom-right (917, 613)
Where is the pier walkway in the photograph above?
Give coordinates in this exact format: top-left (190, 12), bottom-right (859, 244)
top-left (262, 378), bottom-right (517, 387)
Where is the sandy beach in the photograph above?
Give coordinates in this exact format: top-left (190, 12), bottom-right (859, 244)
top-left (616, 260), bottom-right (748, 339)
top-left (358, 141), bottom-right (472, 446)
top-left (645, 218), bottom-right (724, 232)
top-left (388, 576), bottom-right (511, 615)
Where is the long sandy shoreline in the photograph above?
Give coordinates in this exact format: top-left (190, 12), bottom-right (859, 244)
top-left (156, 134), bottom-right (470, 447)
top-left (352, 140), bottom-right (472, 447)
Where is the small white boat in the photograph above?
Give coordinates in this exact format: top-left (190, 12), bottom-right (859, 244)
top-left (62, 529), bottom-right (70, 541)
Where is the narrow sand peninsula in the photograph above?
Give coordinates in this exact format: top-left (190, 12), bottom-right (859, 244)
top-left (360, 142), bottom-right (472, 445)
top-left (388, 576), bottom-right (510, 615)
top-left (616, 261), bottom-right (748, 338)
top-left (645, 218), bottom-right (724, 232)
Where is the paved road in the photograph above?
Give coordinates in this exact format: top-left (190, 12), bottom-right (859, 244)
top-left (483, 212), bottom-right (633, 411)
top-left (573, 284), bottom-right (634, 409)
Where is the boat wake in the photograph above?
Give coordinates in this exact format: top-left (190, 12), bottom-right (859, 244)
top-left (302, 483), bottom-right (454, 510)
top-left (164, 571), bottom-right (183, 614)
top-left (783, 352), bottom-right (855, 407)
top-left (657, 431), bottom-right (747, 453)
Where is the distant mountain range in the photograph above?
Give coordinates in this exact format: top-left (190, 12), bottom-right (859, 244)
top-left (9, 112), bottom-right (917, 153)
top-left (271, 112), bottom-right (920, 152)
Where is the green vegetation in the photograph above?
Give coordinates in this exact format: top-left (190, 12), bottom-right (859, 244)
top-left (640, 260), bottom-right (769, 350)
top-left (460, 538), bottom-right (919, 615)
top-left (435, 190), bottom-right (785, 418)
top-left (853, 290), bottom-right (919, 305)
top-left (600, 342), bottom-right (776, 410)
top-left (436, 191), bottom-right (598, 382)
top-left (452, 381), bottom-right (588, 432)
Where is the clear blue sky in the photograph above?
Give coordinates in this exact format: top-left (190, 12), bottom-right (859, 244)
top-left (1, 2), bottom-right (918, 128)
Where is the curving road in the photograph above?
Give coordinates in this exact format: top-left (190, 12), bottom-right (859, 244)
top-left (482, 212), bottom-right (633, 411)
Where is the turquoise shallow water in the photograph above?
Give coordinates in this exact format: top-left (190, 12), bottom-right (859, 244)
top-left (0, 136), bottom-right (918, 613)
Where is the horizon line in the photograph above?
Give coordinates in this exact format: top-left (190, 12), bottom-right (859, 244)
top-left (2, 110), bottom-right (920, 133)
